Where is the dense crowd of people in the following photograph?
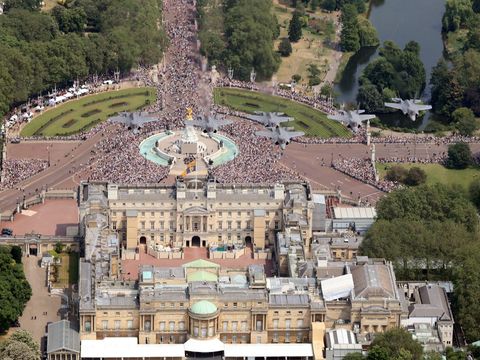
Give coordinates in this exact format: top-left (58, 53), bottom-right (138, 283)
top-left (0, 159), bottom-right (48, 191)
top-left (2, 0), bottom-right (480, 194)
top-left (332, 158), bottom-right (398, 193)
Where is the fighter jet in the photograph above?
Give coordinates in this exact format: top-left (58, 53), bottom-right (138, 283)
top-left (190, 113), bottom-right (232, 136)
top-left (255, 126), bottom-right (304, 150)
top-left (109, 111), bottom-right (157, 133)
top-left (327, 109), bottom-right (376, 131)
top-left (245, 111), bottom-right (293, 128)
top-left (384, 98), bottom-right (432, 121)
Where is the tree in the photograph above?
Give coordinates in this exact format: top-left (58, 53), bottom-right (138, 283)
top-left (374, 184), bottom-right (478, 231)
top-left (288, 11), bottom-right (303, 42)
top-left (344, 353), bottom-right (365, 360)
top-left (442, 0), bottom-right (474, 31)
top-left (321, 0), bottom-right (336, 11)
top-left (0, 249), bottom-right (32, 332)
top-left (223, 0), bottom-right (281, 80)
top-left (54, 241), bottom-right (65, 254)
top-left (0, 330), bottom-right (40, 360)
top-left (307, 63), bottom-right (321, 86)
top-left (452, 107), bottom-right (478, 135)
top-left (340, 4), bottom-right (360, 52)
top-left (310, 0), bottom-right (319, 11)
top-left (10, 246), bottom-right (22, 264)
top-left (385, 165), bottom-right (408, 183)
top-left (357, 84), bottom-right (383, 112)
top-left (446, 142), bottom-right (473, 169)
top-left (404, 167), bottom-right (427, 186)
top-left (357, 17), bottom-right (379, 47)
top-left (3, 0), bottom-right (42, 11)
top-left (278, 38), bottom-right (293, 56)
top-left (292, 74), bottom-right (302, 82)
top-left (430, 59), bottom-right (464, 121)
top-left (469, 178), bottom-right (480, 210)
top-left (369, 328), bottom-right (423, 360)
top-left (452, 243), bottom-right (480, 343)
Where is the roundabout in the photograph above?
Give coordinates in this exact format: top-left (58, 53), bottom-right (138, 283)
top-left (138, 111), bottom-right (239, 176)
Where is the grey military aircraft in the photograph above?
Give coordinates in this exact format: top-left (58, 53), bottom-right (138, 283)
top-left (255, 126), bottom-right (304, 150)
top-left (190, 113), bottom-right (232, 136)
top-left (327, 109), bottom-right (376, 131)
top-left (109, 111), bottom-right (157, 133)
top-left (384, 98), bottom-right (432, 121)
top-left (245, 111), bottom-right (293, 128)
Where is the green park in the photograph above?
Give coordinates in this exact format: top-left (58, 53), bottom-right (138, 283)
top-left (213, 87), bottom-right (351, 138)
top-left (376, 162), bottom-right (480, 188)
top-left (21, 87), bottom-right (156, 137)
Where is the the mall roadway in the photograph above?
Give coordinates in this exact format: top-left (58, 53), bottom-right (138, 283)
top-left (0, 130), bottom-right (106, 213)
top-left (1, 136), bottom-right (480, 212)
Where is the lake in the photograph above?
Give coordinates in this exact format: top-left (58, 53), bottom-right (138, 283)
top-left (334, 0), bottom-right (446, 127)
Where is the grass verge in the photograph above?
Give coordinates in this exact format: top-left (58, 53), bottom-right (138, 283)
top-left (376, 162), bottom-right (480, 188)
top-left (21, 87), bottom-right (156, 137)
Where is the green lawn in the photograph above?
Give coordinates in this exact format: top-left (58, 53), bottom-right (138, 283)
top-left (376, 163), bottom-right (480, 188)
top-left (21, 87), bottom-right (156, 137)
top-left (213, 87), bottom-right (351, 138)
top-left (56, 252), bottom-right (79, 286)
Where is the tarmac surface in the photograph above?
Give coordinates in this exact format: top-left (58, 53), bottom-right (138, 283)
top-left (2, 127), bottom-right (480, 212)
top-left (17, 256), bottom-right (62, 345)
top-left (0, 199), bottom-right (78, 236)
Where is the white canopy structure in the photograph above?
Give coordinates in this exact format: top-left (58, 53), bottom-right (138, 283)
top-left (321, 273), bottom-right (354, 301)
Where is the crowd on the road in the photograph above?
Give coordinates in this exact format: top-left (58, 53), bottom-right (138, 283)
top-left (332, 158), bottom-right (398, 193)
top-left (3, 0), bottom-right (480, 194)
top-left (0, 159), bottom-right (48, 191)
top-left (210, 119), bottom-right (303, 183)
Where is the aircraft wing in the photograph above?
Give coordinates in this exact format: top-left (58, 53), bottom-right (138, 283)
top-left (109, 115), bottom-right (130, 124)
top-left (255, 130), bottom-right (275, 139)
top-left (286, 131), bottom-right (305, 139)
top-left (270, 115), bottom-right (292, 126)
top-left (218, 118), bottom-right (233, 127)
top-left (412, 104), bottom-right (432, 111)
top-left (384, 102), bottom-right (403, 110)
top-left (327, 114), bottom-right (348, 123)
top-left (189, 119), bottom-right (205, 128)
top-left (245, 114), bottom-right (268, 124)
top-left (358, 114), bottom-right (376, 121)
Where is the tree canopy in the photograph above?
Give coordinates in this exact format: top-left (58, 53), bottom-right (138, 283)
top-left (0, 247), bottom-right (31, 332)
top-left (433, 0), bottom-right (480, 121)
top-left (0, 329), bottom-right (40, 360)
top-left (446, 142), bottom-right (473, 169)
top-left (198, 0), bottom-right (281, 81)
top-left (358, 41), bottom-right (426, 111)
top-left (361, 183), bottom-right (480, 339)
top-left (0, 0), bottom-right (166, 117)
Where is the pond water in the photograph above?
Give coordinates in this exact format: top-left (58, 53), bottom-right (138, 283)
top-left (334, 0), bottom-right (446, 128)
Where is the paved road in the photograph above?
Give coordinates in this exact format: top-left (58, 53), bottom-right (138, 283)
top-left (18, 256), bottom-right (62, 345)
top-left (0, 130), bottom-right (105, 213)
top-left (282, 141), bottom-right (480, 203)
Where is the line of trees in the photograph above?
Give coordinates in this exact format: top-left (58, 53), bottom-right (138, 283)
top-left (340, 4), bottom-right (379, 52)
top-left (360, 182), bottom-right (480, 342)
top-left (0, 246), bottom-right (31, 333)
top-left (197, 0), bottom-right (280, 81)
top-left (0, 0), bottom-right (166, 117)
top-left (429, 0), bottom-right (480, 130)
